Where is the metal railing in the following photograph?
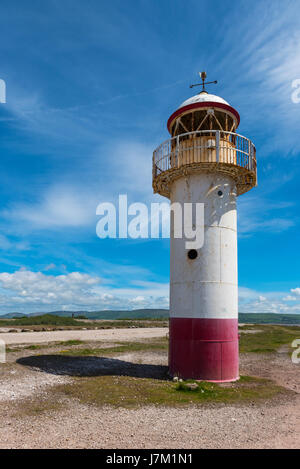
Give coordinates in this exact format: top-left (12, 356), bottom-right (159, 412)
top-left (153, 130), bottom-right (256, 178)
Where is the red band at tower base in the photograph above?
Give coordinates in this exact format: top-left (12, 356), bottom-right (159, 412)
top-left (169, 318), bottom-right (239, 382)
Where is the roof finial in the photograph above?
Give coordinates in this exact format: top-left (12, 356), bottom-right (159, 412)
top-left (190, 72), bottom-right (217, 94)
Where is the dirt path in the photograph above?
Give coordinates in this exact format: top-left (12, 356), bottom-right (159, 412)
top-left (0, 327), bottom-right (168, 345)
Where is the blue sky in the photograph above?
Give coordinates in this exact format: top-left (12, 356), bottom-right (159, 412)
top-left (0, 0), bottom-right (299, 314)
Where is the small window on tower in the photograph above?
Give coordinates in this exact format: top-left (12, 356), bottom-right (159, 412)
top-left (187, 249), bottom-right (198, 260)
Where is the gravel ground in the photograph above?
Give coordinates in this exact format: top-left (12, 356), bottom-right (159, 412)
top-left (0, 398), bottom-right (298, 449)
top-left (0, 329), bottom-right (299, 449)
top-left (0, 371), bottom-right (70, 401)
top-left (0, 327), bottom-right (168, 345)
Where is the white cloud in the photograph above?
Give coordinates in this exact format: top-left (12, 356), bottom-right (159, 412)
top-left (0, 270), bottom-right (298, 316)
top-left (0, 269), bottom-right (169, 313)
top-left (44, 263), bottom-right (56, 271)
top-left (3, 185), bottom-right (97, 229)
top-left (283, 295), bottom-right (297, 301)
top-left (131, 296), bottom-right (146, 305)
top-left (2, 138), bottom-right (157, 232)
top-left (239, 286), bottom-right (300, 314)
top-left (0, 269), bottom-right (298, 316)
top-left (238, 286), bottom-right (260, 300)
top-left (291, 288), bottom-right (300, 296)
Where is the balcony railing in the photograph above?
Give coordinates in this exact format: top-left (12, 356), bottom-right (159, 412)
top-left (153, 130), bottom-right (256, 180)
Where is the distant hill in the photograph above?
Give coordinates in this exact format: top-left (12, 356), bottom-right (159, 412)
top-left (1, 312), bottom-right (26, 319)
top-left (0, 310), bottom-right (299, 324)
top-left (0, 314), bottom-right (93, 327)
top-left (0, 309), bottom-right (169, 320)
top-left (239, 313), bottom-right (300, 325)
top-left (76, 309), bottom-right (169, 320)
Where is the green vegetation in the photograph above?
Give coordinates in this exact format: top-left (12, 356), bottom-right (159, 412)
top-left (58, 340), bottom-right (84, 346)
top-left (0, 314), bottom-right (94, 327)
top-left (0, 314), bottom-right (167, 329)
top-left (6, 344), bottom-right (45, 353)
top-left (58, 338), bottom-right (168, 356)
top-left (66, 309), bottom-right (168, 320)
top-left (4, 322), bottom-right (297, 357)
top-left (6, 325), bottom-right (297, 411)
top-left (239, 324), bottom-right (300, 353)
top-left (5, 324), bottom-right (297, 356)
top-left (0, 309), bottom-right (169, 320)
top-left (88, 319), bottom-right (168, 328)
top-left (23, 344), bottom-right (44, 350)
top-left (6, 338), bottom-right (168, 355)
top-left (55, 374), bottom-right (287, 408)
top-left (6, 340), bottom-right (86, 353)
top-left (12, 396), bottom-right (64, 417)
top-left (239, 313), bottom-right (300, 325)
top-left (55, 325), bottom-right (298, 357)
top-left (1, 310), bottom-right (300, 323)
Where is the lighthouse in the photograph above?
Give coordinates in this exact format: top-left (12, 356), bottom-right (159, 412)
top-left (152, 73), bottom-right (257, 382)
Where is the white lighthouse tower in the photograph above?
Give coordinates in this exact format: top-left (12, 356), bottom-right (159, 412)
top-left (152, 73), bottom-right (257, 382)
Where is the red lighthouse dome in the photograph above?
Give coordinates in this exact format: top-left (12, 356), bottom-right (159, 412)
top-left (167, 90), bottom-right (240, 135)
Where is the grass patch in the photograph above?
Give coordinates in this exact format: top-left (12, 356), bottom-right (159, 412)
top-left (58, 338), bottom-right (168, 357)
top-left (12, 397), bottom-right (64, 417)
top-left (91, 320), bottom-right (168, 329)
top-left (239, 325), bottom-right (300, 353)
top-left (6, 340), bottom-right (86, 354)
top-left (55, 374), bottom-right (287, 408)
top-left (0, 314), bottom-right (95, 327)
top-left (5, 344), bottom-right (44, 353)
top-left (55, 325), bottom-right (299, 357)
top-left (58, 340), bottom-right (84, 346)
top-left (6, 338), bottom-right (167, 355)
top-left (24, 344), bottom-right (43, 350)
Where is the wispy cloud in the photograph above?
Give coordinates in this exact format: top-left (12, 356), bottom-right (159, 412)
top-left (238, 194), bottom-right (295, 236)
top-left (2, 185), bottom-right (97, 230)
top-left (0, 234), bottom-right (29, 251)
top-left (1, 138), bottom-right (156, 232)
top-left (211, 0), bottom-right (300, 156)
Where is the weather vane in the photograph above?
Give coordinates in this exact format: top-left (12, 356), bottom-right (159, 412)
top-left (189, 71), bottom-right (217, 93)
